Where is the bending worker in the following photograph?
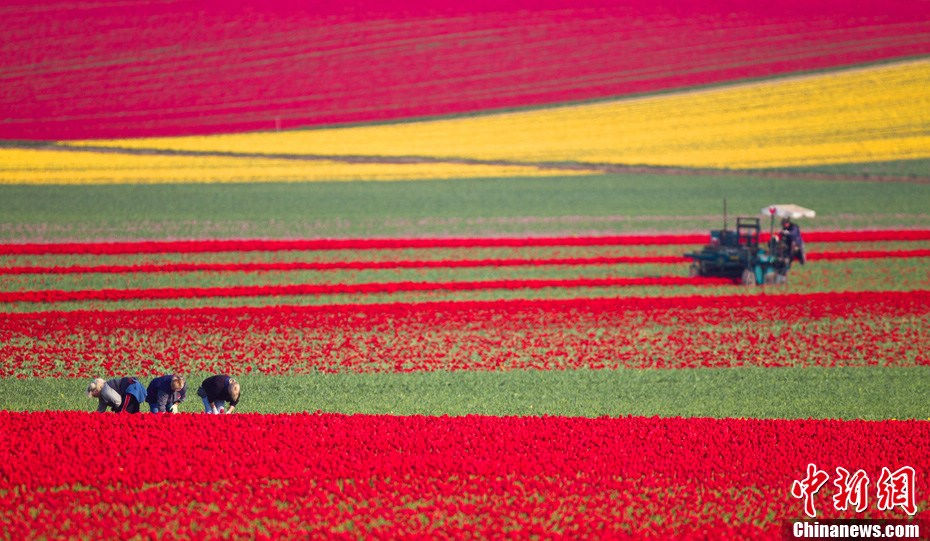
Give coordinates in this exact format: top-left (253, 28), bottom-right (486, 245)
top-left (145, 374), bottom-right (186, 413)
top-left (86, 376), bottom-right (146, 413)
top-left (197, 374), bottom-right (241, 414)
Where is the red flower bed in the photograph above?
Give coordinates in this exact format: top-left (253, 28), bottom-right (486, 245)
top-left (0, 276), bottom-right (730, 304)
top-left (809, 249), bottom-right (930, 261)
top-left (2, 291), bottom-right (927, 377)
top-left (0, 235), bottom-right (706, 255)
top-left (4, 0), bottom-right (930, 139)
top-left (0, 412), bottom-right (925, 538)
top-left (0, 255), bottom-right (688, 275)
top-left (1, 231), bottom-right (928, 255)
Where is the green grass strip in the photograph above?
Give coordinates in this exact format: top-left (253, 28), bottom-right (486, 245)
top-left (771, 158), bottom-right (930, 178)
top-left (3, 174), bottom-right (930, 242)
top-left (3, 367), bottom-right (928, 420)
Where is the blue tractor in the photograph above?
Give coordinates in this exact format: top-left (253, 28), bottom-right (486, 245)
top-left (685, 203), bottom-right (809, 285)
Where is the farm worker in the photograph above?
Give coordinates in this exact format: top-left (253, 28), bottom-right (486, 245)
top-left (781, 218), bottom-right (805, 264)
top-left (145, 374), bottom-right (187, 413)
top-left (197, 374), bottom-right (241, 414)
top-left (86, 376), bottom-right (146, 413)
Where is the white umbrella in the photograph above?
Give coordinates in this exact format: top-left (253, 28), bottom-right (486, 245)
top-left (761, 204), bottom-right (816, 219)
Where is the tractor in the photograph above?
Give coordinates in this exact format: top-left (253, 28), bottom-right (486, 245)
top-left (684, 202), bottom-right (814, 285)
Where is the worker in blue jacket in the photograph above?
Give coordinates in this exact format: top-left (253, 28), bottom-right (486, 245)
top-left (86, 376), bottom-right (145, 413)
top-left (145, 374), bottom-right (186, 413)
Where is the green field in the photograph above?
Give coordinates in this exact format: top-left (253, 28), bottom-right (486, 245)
top-left (2, 367), bottom-right (927, 419)
top-left (2, 173), bottom-right (929, 242)
top-left (2, 171), bottom-right (929, 422)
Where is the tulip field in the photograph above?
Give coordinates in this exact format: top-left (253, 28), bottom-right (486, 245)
top-left (1, 226), bottom-right (929, 538)
top-left (4, 0), bottom-right (930, 140)
top-left (2, 0), bottom-right (930, 538)
top-left (1, 413), bottom-right (928, 539)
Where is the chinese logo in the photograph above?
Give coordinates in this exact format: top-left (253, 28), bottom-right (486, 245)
top-left (791, 463), bottom-right (917, 518)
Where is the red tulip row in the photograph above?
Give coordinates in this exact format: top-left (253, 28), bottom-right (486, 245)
top-left (2, 290), bottom-right (927, 377)
top-left (810, 249), bottom-right (930, 261)
top-left (0, 276), bottom-right (733, 304)
top-left (0, 255), bottom-right (688, 275)
top-left (0, 235), bottom-right (706, 255)
top-left (0, 411), bottom-right (925, 538)
top-left (1, 249), bottom-right (927, 275)
top-left (2, 231), bottom-right (928, 255)
top-left (6, 1), bottom-right (928, 139)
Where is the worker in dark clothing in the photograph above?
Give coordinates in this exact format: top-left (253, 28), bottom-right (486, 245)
top-left (781, 218), bottom-right (805, 264)
top-left (197, 374), bottom-right (241, 414)
top-left (145, 374), bottom-right (186, 413)
top-left (87, 376), bottom-right (145, 413)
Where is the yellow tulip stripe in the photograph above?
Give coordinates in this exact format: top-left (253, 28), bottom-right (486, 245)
top-left (0, 149), bottom-right (590, 184)
top-left (66, 58), bottom-right (930, 170)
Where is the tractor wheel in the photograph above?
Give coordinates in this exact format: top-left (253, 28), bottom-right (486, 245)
top-left (688, 263), bottom-right (702, 277)
top-left (740, 268), bottom-right (755, 286)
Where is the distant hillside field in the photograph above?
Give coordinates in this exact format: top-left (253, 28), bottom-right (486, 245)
top-left (2, 0), bottom-right (929, 139)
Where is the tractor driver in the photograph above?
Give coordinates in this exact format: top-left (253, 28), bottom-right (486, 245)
top-left (781, 218), bottom-right (805, 265)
